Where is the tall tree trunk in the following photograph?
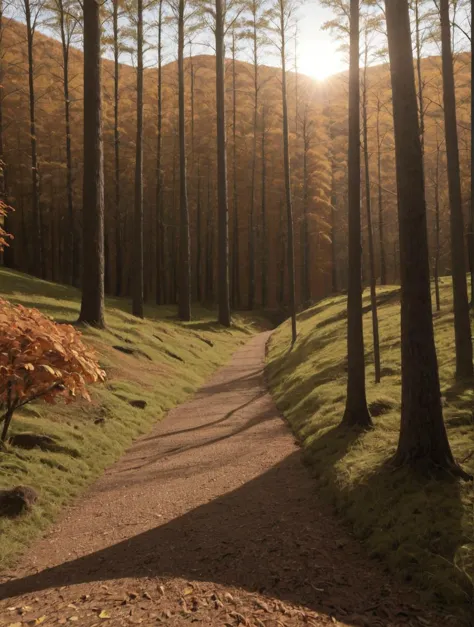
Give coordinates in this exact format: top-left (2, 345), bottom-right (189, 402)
top-left (362, 64), bottom-right (381, 384)
top-left (133, 0), bottom-right (144, 318)
top-left (231, 31), bottom-right (240, 309)
top-left (301, 114), bottom-right (310, 305)
top-left (440, 0), bottom-right (473, 380)
top-left (434, 139), bottom-right (441, 313)
top-left (385, 0), bottom-right (468, 477)
top-left (470, 0), bottom-right (474, 307)
top-left (25, 0), bottom-right (42, 276)
top-left (279, 0), bottom-right (297, 344)
top-left (248, 3), bottom-right (258, 311)
top-left (178, 0), bottom-right (191, 321)
top-left (330, 128), bottom-right (338, 293)
top-left (414, 0), bottom-right (425, 162)
top-left (156, 0), bottom-right (164, 304)
top-left (113, 0), bottom-right (122, 297)
top-left (0, 0), bottom-right (11, 268)
top-left (196, 159), bottom-right (202, 302)
top-left (59, 4), bottom-right (74, 285)
top-left (79, 0), bottom-right (105, 328)
top-left (205, 160), bottom-right (213, 304)
top-left (376, 98), bottom-right (387, 286)
top-left (261, 106), bottom-right (267, 308)
top-left (277, 195), bottom-right (285, 306)
top-left (342, 0), bottom-right (371, 427)
top-left (215, 0), bottom-right (231, 327)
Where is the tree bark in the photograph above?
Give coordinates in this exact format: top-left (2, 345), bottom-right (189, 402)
top-left (79, 0), bottom-right (105, 328)
top-left (261, 106), bottom-right (267, 308)
top-left (330, 124), bottom-right (338, 294)
top-left (385, 0), bottom-right (468, 478)
top-left (178, 0), bottom-right (191, 321)
top-left (58, 1), bottom-right (74, 286)
top-left (342, 0), bottom-right (371, 427)
top-left (301, 111), bottom-right (310, 305)
top-left (215, 0), bottom-right (231, 327)
top-left (279, 0), bottom-right (296, 344)
top-left (0, 0), bottom-right (11, 268)
top-left (362, 64), bottom-right (381, 384)
top-left (440, 0), bottom-right (473, 380)
top-left (468, 0), bottom-right (474, 309)
top-left (24, 0), bottom-right (43, 276)
top-left (231, 31), bottom-right (240, 309)
top-left (470, 0), bottom-right (474, 307)
top-left (248, 1), bottom-right (258, 311)
top-left (156, 0), bottom-right (164, 304)
top-left (434, 139), bottom-right (441, 313)
top-left (376, 98), bottom-right (387, 286)
top-left (196, 159), bottom-right (202, 302)
top-left (113, 0), bottom-right (122, 297)
top-left (132, 0), bottom-right (144, 318)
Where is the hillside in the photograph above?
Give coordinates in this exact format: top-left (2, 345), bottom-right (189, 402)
top-left (0, 267), bottom-right (263, 567)
top-left (266, 280), bottom-right (474, 617)
top-left (1, 19), bottom-right (471, 310)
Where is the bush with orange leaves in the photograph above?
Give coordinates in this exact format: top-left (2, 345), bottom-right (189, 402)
top-left (0, 300), bottom-right (106, 442)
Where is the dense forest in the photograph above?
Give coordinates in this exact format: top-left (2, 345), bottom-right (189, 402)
top-left (0, 0), bottom-right (473, 477)
top-left (0, 2), bottom-right (472, 312)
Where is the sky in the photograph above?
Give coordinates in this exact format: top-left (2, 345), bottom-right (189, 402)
top-left (295, 2), bottom-right (345, 80)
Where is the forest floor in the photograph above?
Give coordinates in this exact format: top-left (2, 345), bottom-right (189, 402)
top-left (0, 268), bottom-right (262, 569)
top-left (266, 280), bottom-right (474, 624)
top-left (0, 332), bottom-right (464, 627)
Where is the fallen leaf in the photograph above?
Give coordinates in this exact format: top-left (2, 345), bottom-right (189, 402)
top-left (20, 606), bottom-right (33, 613)
top-left (183, 587), bottom-right (194, 596)
top-left (34, 618), bottom-right (47, 625)
top-left (254, 600), bottom-right (270, 613)
top-left (99, 610), bottom-right (111, 619)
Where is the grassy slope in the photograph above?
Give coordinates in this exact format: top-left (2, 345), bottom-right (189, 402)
top-left (266, 279), bottom-right (474, 613)
top-left (0, 268), bottom-right (263, 568)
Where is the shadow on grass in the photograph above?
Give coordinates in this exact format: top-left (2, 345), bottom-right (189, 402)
top-left (302, 424), bottom-right (471, 613)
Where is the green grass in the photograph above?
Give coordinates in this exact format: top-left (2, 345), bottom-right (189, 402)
top-left (0, 268), bottom-right (263, 568)
top-left (266, 279), bottom-right (474, 615)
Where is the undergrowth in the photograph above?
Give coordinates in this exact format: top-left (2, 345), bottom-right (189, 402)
top-left (266, 278), bottom-right (474, 616)
top-left (0, 268), bottom-right (263, 568)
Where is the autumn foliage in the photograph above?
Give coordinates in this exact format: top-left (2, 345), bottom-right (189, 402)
top-left (0, 300), bottom-right (105, 441)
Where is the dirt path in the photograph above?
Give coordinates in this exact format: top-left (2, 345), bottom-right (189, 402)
top-left (0, 333), bottom-right (462, 626)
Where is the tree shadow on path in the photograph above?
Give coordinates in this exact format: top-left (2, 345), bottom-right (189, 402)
top-left (0, 443), bottom-right (452, 625)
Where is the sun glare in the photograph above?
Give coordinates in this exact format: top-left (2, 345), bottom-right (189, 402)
top-left (297, 40), bottom-right (343, 81)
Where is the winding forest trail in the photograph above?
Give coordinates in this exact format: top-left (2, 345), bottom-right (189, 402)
top-left (0, 333), bottom-right (460, 626)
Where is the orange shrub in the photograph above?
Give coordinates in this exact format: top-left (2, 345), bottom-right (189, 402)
top-left (0, 300), bottom-right (106, 441)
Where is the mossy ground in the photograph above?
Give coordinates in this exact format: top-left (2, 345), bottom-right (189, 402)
top-left (266, 279), bottom-right (474, 614)
top-left (0, 268), bottom-right (263, 568)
